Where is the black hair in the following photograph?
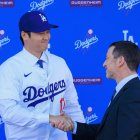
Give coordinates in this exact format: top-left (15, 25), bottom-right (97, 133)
top-left (20, 32), bottom-right (31, 45)
top-left (109, 41), bottom-right (140, 71)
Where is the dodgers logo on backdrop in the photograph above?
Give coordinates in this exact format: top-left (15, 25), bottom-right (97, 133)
top-left (0, 0), bottom-right (14, 7)
top-left (23, 80), bottom-right (66, 107)
top-left (122, 30), bottom-right (138, 45)
top-left (85, 106), bottom-right (98, 124)
top-left (118, 0), bottom-right (140, 10)
top-left (0, 29), bottom-right (10, 48)
top-left (29, 0), bottom-right (54, 11)
top-left (74, 29), bottom-right (98, 51)
top-left (70, 0), bottom-right (102, 7)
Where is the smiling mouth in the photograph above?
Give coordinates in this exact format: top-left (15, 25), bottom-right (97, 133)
top-left (41, 41), bottom-right (48, 43)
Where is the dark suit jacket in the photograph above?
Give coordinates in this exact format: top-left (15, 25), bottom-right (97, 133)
top-left (73, 77), bottom-right (140, 140)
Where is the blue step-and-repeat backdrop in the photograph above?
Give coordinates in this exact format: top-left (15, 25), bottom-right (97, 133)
top-left (0, 0), bottom-right (140, 139)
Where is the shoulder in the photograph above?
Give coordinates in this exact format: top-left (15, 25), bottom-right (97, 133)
top-left (128, 77), bottom-right (140, 91)
top-left (0, 51), bottom-right (23, 72)
top-left (47, 51), bottom-right (67, 65)
top-left (123, 77), bottom-right (140, 100)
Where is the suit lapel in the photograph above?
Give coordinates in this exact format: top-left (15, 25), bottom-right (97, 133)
top-left (97, 77), bottom-right (139, 134)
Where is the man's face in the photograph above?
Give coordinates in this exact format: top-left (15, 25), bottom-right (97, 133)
top-left (103, 46), bottom-right (118, 79)
top-left (23, 30), bottom-right (50, 55)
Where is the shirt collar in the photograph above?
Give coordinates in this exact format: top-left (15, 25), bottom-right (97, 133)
top-left (40, 49), bottom-right (49, 64)
top-left (116, 74), bottom-right (138, 93)
top-left (22, 48), bottom-right (49, 66)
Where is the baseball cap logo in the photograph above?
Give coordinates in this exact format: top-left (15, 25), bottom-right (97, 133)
top-left (39, 13), bottom-right (47, 22)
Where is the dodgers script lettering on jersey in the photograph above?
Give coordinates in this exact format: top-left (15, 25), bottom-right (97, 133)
top-left (23, 79), bottom-right (66, 107)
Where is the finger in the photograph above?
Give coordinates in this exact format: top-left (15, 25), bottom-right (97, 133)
top-left (51, 122), bottom-right (55, 127)
top-left (65, 120), bottom-right (74, 131)
top-left (57, 121), bottom-right (65, 130)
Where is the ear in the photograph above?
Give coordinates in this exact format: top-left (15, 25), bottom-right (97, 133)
top-left (117, 56), bottom-right (125, 67)
top-left (21, 31), bottom-right (29, 41)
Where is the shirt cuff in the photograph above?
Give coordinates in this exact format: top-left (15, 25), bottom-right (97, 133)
top-left (36, 113), bottom-right (49, 124)
top-left (72, 121), bottom-right (77, 134)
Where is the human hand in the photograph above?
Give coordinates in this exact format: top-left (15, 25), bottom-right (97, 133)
top-left (49, 114), bottom-right (74, 132)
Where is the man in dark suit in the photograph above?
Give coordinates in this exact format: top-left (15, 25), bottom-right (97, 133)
top-left (50, 40), bottom-right (140, 140)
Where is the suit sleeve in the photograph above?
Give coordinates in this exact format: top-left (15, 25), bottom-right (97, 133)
top-left (117, 86), bottom-right (140, 140)
top-left (72, 122), bottom-right (100, 140)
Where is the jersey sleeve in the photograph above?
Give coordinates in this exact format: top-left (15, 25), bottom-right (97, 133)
top-left (0, 62), bottom-right (50, 127)
top-left (63, 61), bottom-right (85, 123)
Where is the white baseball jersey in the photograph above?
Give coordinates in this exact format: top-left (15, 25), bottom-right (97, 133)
top-left (0, 48), bottom-right (85, 140)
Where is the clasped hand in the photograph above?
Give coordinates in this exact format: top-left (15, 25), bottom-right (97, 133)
top-left (49, 114), bottom-right (74, 132)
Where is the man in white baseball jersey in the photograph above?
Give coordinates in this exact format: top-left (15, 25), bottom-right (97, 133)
top-left (0, 11), bottom-right (85, 140)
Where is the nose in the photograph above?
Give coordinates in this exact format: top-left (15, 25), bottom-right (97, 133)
top-left (43, 31), bottom-right (50, 40)
top-left (103, 60), bottom-right (106, 68)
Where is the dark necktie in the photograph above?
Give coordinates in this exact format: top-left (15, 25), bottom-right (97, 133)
top-left (37, 59), bottom-right (43, 68)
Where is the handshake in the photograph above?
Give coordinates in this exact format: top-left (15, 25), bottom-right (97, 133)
top-left (49, 114), bottom-right (74, 132)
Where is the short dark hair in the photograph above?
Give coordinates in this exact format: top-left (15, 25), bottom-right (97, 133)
top-left (109, 41), bottom-right (140, 71)
top-left (20, 32), bottom-right (31, 45)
